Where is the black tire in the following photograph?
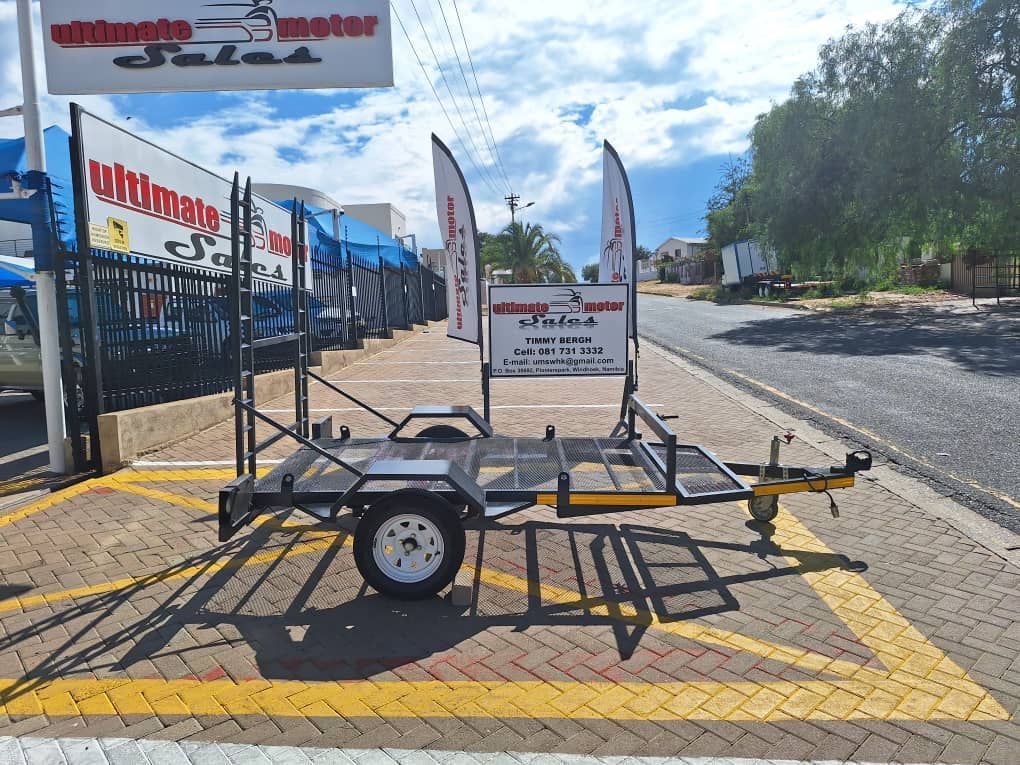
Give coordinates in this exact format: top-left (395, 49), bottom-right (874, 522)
top-left (416, 424), bottom-right (470, 441)
top-left (354, 490), bottom-right (465, 600)
top-left (748, 495), bottom-right (779, 522)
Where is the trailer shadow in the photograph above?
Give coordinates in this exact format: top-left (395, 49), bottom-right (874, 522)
top-left (709, 303), bottom-right (1020, 377)
top-left (0, 513), bottom-right (866, 702)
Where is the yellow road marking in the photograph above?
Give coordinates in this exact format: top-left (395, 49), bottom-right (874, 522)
top-left (469, 564), bottom-right (879, 682)
top-left (0, 479), bottom-right (1007, 722)
top-left (0, 530), bottom-right (349, 615)
top-left (105, 481), bottom-right (218, 514)
top-left (0, 482), bottom-right (94, 529)
top-left (113, 468), bottom-right (272, 483)
top-left (0, 677), bottom-right (1006, 722)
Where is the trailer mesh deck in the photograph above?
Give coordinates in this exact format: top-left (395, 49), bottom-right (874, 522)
top-left (256, 437), bottom-right (676, 497)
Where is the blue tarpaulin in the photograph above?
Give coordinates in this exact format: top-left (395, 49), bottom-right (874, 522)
top-left (0, 254), bottom-right (35, 288)
top-left (277, 200), bottom-right (417, 271)
top-left (0, 126), bottom-right (77, 265)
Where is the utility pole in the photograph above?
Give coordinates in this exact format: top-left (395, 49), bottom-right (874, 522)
top-left (505, 193), bottom-right (521, 227)
top-left (16, 0), bottom-right (66, 474)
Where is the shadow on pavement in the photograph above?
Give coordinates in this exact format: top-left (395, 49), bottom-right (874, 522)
top-left (709, 303), bottom-right (1020, 377)
top-left (0, 513), bottom-right (866, 701)
top-left (0, 393), bottom-right (47, 489)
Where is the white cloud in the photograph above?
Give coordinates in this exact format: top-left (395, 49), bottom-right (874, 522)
top-left (0, 0), bottom-right (909, 260)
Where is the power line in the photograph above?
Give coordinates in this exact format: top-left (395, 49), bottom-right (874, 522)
top-left (403, 0), bottom-right (505, 197)
top-left (449, 0), bottom-right (512, 194)
top-left (390, 1), bottom-right (502, 198)
top-left (437, 0), bottom-right (512, 193)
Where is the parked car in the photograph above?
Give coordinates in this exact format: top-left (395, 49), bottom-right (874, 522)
top-left (163, 291), bottom-right (367, 358)
top-left (0, 287), bottom-right (191, 410)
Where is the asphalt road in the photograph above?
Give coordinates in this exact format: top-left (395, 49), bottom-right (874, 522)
top-left (638, 294), bottom-right (1020, 532)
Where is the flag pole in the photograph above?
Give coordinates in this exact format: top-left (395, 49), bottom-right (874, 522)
top-left (17, 0), bottom-right (67, 473)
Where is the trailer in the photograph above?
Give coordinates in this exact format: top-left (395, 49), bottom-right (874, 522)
top-left (721, 240), bottom-right (771, 288)
top-left (217, 178), bottom-right (872, 601)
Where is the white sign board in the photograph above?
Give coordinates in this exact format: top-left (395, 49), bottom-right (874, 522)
top-left (488, 284), bottom-right (629, 378)
top-left (42, 0), bottom-right (394, 95)
top-left (73, 106), bottom-right (304, 285)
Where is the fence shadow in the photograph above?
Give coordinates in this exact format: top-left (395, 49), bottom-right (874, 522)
top-left (710, 303), bottom-right (1020, 377)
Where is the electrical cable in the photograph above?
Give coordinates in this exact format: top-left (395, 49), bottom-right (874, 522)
top-left (403, 0), bottom-right (505, 197)
top-left (390, 1), bottom-right (503, 198)
top-left (443, 0), bottom-right (513, 194)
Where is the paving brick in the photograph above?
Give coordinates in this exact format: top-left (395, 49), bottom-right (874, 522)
top-left (0, 325), bottom-right (1017, 759)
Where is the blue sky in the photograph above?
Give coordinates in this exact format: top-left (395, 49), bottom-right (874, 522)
top-left (0, 0), bottom-right (912, 271)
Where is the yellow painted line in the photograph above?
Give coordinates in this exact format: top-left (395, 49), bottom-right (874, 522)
top-left (0, 530), bottom-right (349, 615)
top-left (768, 507), bottom-right (1008, 721)
top-left (0, 479), bottom-right (1007, 722)
top-left (0, 677), bottom-right (1007, 722)
top-left (0, 481), bottom-right (94, 529)
top-left (752, 476), bottom-right (855, 497)
top-left (105, 481), bottom-right (218, 514)
top-left (111, 468), bottom-right (272, 484)
top-left (727, 370), bottom-right (1020, 511)
top-left (469, 564), bottom-right (880, 683)
top-left (535, 493), bottom-right (677, 507)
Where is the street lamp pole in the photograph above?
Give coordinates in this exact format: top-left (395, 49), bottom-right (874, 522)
top-left (16, 0), bottom-right (66, 474)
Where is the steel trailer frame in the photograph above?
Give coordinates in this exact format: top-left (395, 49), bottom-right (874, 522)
top-left (219, 186), bottom-right (872, 599)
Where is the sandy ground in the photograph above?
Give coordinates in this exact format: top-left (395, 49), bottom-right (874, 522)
top-left (636, 281), bottom-right (963, 311)
top-left (634, 281), bottom-right (705, 298)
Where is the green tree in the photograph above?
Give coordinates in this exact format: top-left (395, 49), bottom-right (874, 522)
top-left (714, 1), bottom-right (1018, 278)
top-left (705, 157), bottom-right (756, 250)
top-left (581, 263), bottom-right (599, 282)
top-left (486, 222), bottom-right (576, 283)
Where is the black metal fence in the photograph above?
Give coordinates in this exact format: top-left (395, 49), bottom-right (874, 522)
top-left (61, 241), bottom-right (446, 415)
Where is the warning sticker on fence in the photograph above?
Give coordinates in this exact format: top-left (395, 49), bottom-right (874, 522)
top-left (89, 219), bottom-right (130, 254)
top-left (107, 217), bottom-right (130, 253)
top-left (488, 284), bottom-right (629, 378)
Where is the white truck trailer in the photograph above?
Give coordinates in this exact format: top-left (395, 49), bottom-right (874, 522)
top-left (720, 240), bottom-right (771, 288)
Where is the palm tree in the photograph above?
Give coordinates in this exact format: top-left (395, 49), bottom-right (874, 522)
top-left (491, 222), bottom-right (577, 283)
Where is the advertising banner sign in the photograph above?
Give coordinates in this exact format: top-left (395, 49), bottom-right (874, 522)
top-left (599, 141), bottom-right (636, 287)
top-left (41, 0), bottom-right (394, 95)
top-left (73, 106), bottom-right (305, 285)
top-left (432, 134), bottom-right (482, 347)
top-left (488, 284), bottom-right (629, 378)
top-left (599, 140), bottom-right (638, 340)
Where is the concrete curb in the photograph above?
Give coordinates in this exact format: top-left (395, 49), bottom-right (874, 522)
top-left (645, 338), bottom-right (1020, 569)
top-left (97, 326), bottom-right (430, 473)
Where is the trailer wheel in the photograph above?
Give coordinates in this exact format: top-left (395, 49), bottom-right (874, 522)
top-left (355, 490), bottom-right (465, 600)
top-left (748, 495), bottom-right (779, 522)
top-left (416, 425), bottom-right (470, 440)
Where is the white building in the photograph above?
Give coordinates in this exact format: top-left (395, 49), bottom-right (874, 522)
top-left (421, 248), bottom-right (447, 273)
top-left (634, 236), bottom-right (711, 282)
top-left (252, 185), bottom-right (411, 250)
top-left (343, 203), bottom-right (407, 240)
top-left (654, 236), bottom-right (710, 264)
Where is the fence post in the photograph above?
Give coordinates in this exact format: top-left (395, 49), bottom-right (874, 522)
top-left (400, 264), bottom-right (410, 328)
top-left (418, 264), bottom-right (426, 324)
top-left (378, 255), bottom-right (390, 334)
top-left (345, 244), bottom-right (358, 349)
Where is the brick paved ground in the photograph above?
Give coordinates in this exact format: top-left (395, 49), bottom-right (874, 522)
top-left (0, 325), bottom-right (1017, 762)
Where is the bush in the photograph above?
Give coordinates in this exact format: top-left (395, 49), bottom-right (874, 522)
top-left (687, 286), bottom-right (717, 301)
top-left (687, 286), bottom-right (744, 304)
